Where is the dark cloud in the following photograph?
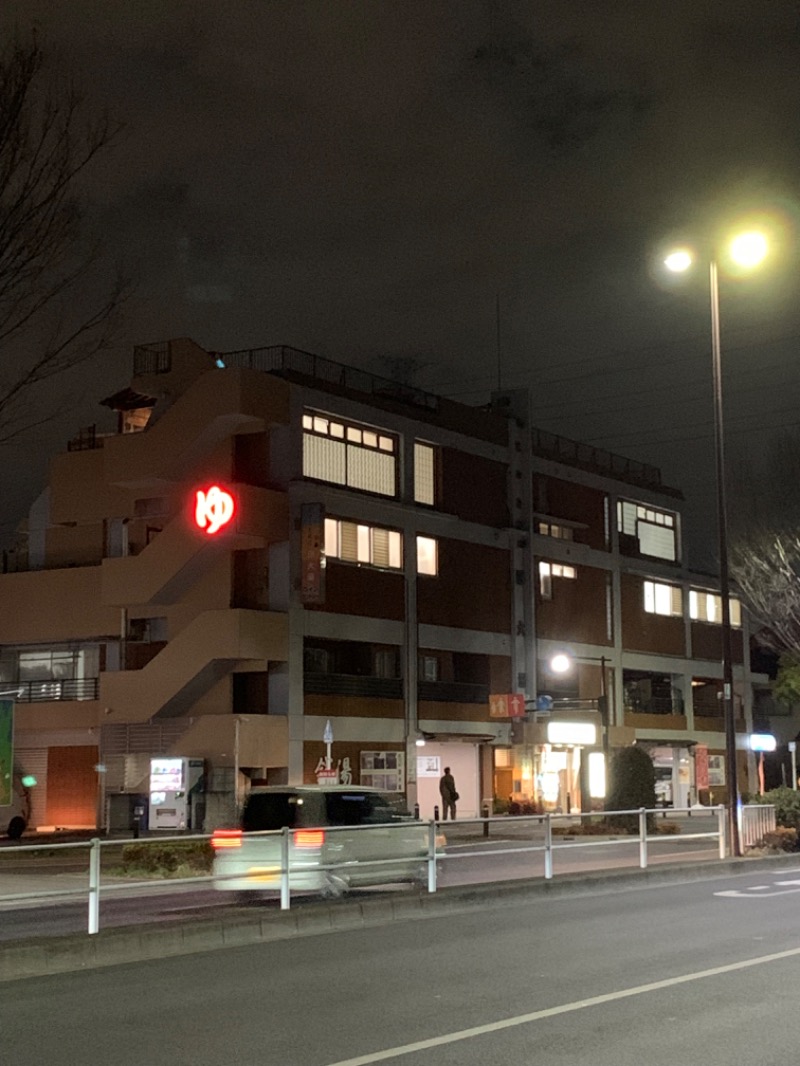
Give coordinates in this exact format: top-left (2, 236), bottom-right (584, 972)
top-left (2, 0), bottom-right (800, 564)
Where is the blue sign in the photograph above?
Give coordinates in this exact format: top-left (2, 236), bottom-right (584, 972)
top-left (535, 695), bottom-right (554, 712)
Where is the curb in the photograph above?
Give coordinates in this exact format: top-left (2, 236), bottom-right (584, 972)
top-left (2, 852), bottom-right (799, 983)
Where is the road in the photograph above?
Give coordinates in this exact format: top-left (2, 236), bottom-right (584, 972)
top-left (0, 819), bottom-right (722, 941)
top-left (3, 864), bottom-right (800, 1065)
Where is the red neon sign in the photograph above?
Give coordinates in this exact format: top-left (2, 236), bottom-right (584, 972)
top-left (194, 485), bottom-right (235, 535)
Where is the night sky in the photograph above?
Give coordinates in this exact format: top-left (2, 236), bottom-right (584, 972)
top-left (2, 1), bottom-right (800, 567)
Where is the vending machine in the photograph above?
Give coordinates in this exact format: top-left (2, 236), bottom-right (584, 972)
top-left (148, 757), bottom-right (205, 831)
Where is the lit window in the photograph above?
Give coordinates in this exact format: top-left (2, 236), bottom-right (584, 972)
top-left (357, 524), bottom-right (371, 563)
top-left (617, 499), bottom-right (678, 561)
top-left (417, 536), bottom-right (438, 576)
top-left (324, 517), bottom-right (403, 572)
top-left (643, 580), bottom-right (682, 617)
top-left (537, 521), bottom-right (574, 541)
top-left (538, 560), bottom-right (576, 599)
top-left (689, 589), bottom-right (742, 627)
top-left (303, 411), bottom-right (397, 497)
top-left (414, 442), bottom-right (436, 506)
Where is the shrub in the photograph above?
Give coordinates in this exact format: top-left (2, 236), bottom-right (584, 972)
top-left (119, 840), bottom-right (213, 877)
top-left (748, 786), bottom-right (800, 830)
top-left (606, 746), bottom-right (657, 832)
top-left (761, 827), bottom-right (798, 851)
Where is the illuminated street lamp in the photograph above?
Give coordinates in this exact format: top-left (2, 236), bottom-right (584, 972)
top-left (549, 652), bottom-right (609, 755)
top-left (664, 229), bottom-right (769, 857)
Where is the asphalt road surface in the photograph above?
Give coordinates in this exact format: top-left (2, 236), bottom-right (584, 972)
top-left (4, 865), bottom-right (800, 1066)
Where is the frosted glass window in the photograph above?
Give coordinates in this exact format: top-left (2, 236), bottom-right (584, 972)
top-left (357, 524), bottom-right (370, 563)
top-left (414, 442), bottom-right (436, 506)
top-left (304, 410), bottom-right (398, 497)
top-left (417, 536), bottom-right (438, 576)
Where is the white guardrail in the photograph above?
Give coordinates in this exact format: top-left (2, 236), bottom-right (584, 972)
top-left (0, 804), bottom-right (776, 935)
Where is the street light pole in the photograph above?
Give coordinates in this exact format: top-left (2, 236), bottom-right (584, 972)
top-left (599, 655), bottom-right (609, 757)
top-left (709, 259), bottom-right (740, 857)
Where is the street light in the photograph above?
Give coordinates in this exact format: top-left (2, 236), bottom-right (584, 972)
top-left (664, 229), bottom-right (768, 857)
top-left (549, 652), bottom-right (609, 755)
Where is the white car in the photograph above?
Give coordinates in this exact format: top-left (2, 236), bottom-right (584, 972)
top-left (212, 785), bottom-right (432, 899)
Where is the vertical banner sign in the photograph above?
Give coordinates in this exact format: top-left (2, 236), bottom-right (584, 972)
top-left (694, 744), bottom-right (709, 792)
top-left (301, 503), bottom-right (326, 604)
top-left (0, 699), bottom-right (13, 806)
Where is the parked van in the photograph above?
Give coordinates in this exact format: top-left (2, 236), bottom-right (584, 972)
top-left (212, 785), bottom-right (430, 898)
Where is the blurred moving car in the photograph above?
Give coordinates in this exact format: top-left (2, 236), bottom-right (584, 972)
top-left (212, 785), bottom-right (431, 898)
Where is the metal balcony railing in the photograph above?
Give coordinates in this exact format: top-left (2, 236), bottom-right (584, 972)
top-left (220, 345), bottom-right (440, 413)
top-left (418, 681), bottom-right (490, 705)
top-left (303, 674), bottom-right (404, 699)
top-left (12, 678), bottom-right (99, 703)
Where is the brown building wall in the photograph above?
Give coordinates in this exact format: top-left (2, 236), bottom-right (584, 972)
top-left (0, 568), bottom-right (118, 643)
top-left (417, 539), bottom-right (510, 632)
top-left (418, 700), bottom-right (492, 723)
top-left (620, 573), bottom-right (685, 655)
top-left (535, 476), bottom-right (607, 551)
top-left (304, 694), bottom-right (404, 719)
top-left (441, 449), bottom-right (508, 527)
top-left (691, 623), bottom-right (745, 664)
top-left (536, 561), bottom-right (610, 645)
top-left (306, 563), bottom-right (405, 620)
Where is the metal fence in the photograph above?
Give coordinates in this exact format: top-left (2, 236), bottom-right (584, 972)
top-left (0, 805), bottom-right (756, 936)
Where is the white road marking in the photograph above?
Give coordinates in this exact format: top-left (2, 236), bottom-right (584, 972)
top-left (321, 944), bottom-right (800, 1066)
top-left (715, 880), bottom-right (800, 898)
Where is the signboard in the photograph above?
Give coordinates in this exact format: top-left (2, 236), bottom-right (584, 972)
top-left (694, 744), bottom-right (709, 790)
top-left (489, 693), bottom-right (526, 718)
top-left (417, 755), bottom-right (442, 778)
top-left (301, 503), bottom-right (326, 604)
top-left (316, 769), bottom-right (339, 785)
top-left (547, 721), bottom-right (597, 746)
top-left (0, 699), bottom-right (12, 806)
top-left (194, 485), bottom-right (235, 535)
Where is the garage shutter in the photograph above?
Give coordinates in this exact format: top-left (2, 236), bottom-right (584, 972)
top-left (15, 749), bottom-right (48, 830)
top-left (46, 746), bottom-right (98, 828)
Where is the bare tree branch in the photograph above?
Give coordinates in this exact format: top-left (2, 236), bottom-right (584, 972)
top-left (0, 33), bottom-right (130, 435)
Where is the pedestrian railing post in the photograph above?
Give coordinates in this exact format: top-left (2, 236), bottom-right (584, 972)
top-left (88, 837), bottom-right (101, 935)
top-left (718, 804), bottom-right (727, 859)
top-left (638, 809), bottom-right (648, 869)
top-left (544, 814), bottom-right (553, 880)
top-left (280, 826), bottom-right (291, 910)
top-left (427, 820), bottom-right (437, 893)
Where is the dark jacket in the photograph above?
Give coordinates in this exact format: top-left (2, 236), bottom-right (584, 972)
top-left (439, 773), bottom-right (456, 801)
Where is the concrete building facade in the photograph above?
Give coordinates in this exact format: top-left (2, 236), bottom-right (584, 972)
top-left (0, 338), bottom-right (758, 831)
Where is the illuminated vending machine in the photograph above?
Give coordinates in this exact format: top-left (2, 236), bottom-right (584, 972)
top-left (148, 757), bottom-right (205, 831)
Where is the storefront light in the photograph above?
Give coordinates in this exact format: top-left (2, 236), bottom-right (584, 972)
top-left (547, 721), bottom-right (597, 746)
top-left (749, 734), bottom-right (776, 753)
top-left (588, 752), bottom-right (606, 799)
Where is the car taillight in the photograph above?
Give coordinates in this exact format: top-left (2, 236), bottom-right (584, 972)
top-left (294, 828), bottom-right (325, 848)
top-left (212, 829), bottom-right (243, 849)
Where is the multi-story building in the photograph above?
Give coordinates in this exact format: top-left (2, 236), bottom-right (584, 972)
top-left (0, 338), bottom-right (759, 831)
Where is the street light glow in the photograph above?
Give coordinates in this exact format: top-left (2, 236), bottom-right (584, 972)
top-left (729, 230), bottom-right (768, 268)
top-left (550, 653), bottom-right (572, 675)
top-left (664, 248), bottom-right (693, 273)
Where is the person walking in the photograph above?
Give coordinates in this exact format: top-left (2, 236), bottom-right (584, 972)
top-left (439, 766), bottom-right (458, 820)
